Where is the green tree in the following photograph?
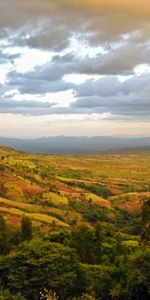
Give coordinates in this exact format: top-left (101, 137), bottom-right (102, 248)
top-left (0, 238), bottom-right (79, 300)
top-left (21, 216), bottom-right (32, 241)
top-left (141, 199), bottom-right (150, 243)
top-left (110, 282), bottom-right (128, 300)
top-left (94, 222), bottom-right (104, 264)
top-left (79, 263), bottom-right (113, 300)
top-left (0, 214), bottom-right (7, 255)
top-left (71, 225), bottom-right (96, 264)
top-left (127, 249), bottom-right (150, 300)
top-left (0, 289), bottom-right (25, 300)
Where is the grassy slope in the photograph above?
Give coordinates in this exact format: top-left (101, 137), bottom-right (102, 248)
top-left (0, 146), bottom-right (150, 230)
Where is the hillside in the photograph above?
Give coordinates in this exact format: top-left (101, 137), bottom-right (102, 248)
top-left (0, 146), bottom-right (150, 299)
top-left (0, 146), bottom-right (150, 231)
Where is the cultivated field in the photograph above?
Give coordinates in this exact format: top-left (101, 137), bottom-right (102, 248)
top-left (0, 146), bottom-right (150, 232)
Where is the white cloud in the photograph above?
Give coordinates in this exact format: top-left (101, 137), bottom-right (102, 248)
top-left (2, 89), bottom-right (19, 97)
top-left (117, 75), bottom-right (134, 83)
top-left (13, 48), bottom-right (55, 74)
top-left (134, 64), bottom-right (150, 76)
top-left (63, 73), bottom-right (105, 84)
top-left (9, 89), bottom-right (76, 108)
top-left (0, 44), bottom-right (56, 84)
top-left (0, 63), bottom-right (13, 84)
top-left (68, 35), bottom-right (108, 59)
top-left (2, 46), bottom-right (28, 56)
top-left (50, 90), bottom-right (76, 107)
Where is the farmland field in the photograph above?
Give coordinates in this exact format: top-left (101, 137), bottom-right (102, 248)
top-left (0, 146), bottom-right (150, 228)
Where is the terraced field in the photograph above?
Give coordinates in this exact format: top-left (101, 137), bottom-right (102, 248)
top-left (0, 145), bottom-right (150, 231)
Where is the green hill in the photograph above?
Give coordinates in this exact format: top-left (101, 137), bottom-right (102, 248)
top-left (0, 147), bottom-right (150, 231)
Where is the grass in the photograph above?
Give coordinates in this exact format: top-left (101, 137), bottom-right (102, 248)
top-left (43, 192), bottom-right (68, 206)
top-left (1, 146), bottom-right (150, 230)
top-left (110, 192), bottom-right (150, 213)
top-left (0, 198), bottom-right (69, 228)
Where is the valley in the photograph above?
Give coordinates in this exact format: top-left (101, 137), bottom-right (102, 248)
top-left (0, 146), bottom-right (150, 231)
top-left (0, 146), bottom-right (150, 300)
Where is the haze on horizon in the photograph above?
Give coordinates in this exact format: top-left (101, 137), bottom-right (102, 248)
top-left (0, 0), bottom-right (150, 138)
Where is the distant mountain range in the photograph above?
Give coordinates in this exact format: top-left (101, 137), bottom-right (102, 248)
top-left (0, 136), bottom-right (150, 154)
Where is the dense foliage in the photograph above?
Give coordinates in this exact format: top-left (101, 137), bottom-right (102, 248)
top-left (0, 204), bottom-right (149, 300)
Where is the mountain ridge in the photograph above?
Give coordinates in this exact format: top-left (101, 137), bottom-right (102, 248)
top-left (0, 136), bottom-right (150, 154)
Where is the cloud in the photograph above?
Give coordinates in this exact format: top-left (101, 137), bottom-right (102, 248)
top-left (0, 97), bottom-right (55, 115)
top-left (0, 0), bottom-right (150, 137)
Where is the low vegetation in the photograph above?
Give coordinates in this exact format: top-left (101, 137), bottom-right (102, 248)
top-left (0, 146), bottom-right (150, 299)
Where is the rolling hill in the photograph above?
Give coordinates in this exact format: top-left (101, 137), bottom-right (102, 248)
top-left (0, 145), bottom-right (150, 233)
top-left (0, 146), bottom-right (150, 299)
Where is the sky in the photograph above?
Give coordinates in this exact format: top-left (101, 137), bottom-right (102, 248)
top-left (0, 0), bottom-right (150, 138)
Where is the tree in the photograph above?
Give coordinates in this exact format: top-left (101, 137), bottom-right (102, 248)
top-left (79, 263), bottom-right (113, 299)
top-left (127, 249), bottom-right (150, 300)
top-left (141, 199), bottom-right (150, 243)
top-left (94, 222), bottom-right (104, 264)
top-left (0, 214), bottom-right (7, 255)
top-left (0, 238), bottom-right (79, 299)
top-left (71, 225), bottom-right (96, 264)
top-left (21, 216), bottom-right (32, 241)
top-left (0, 289), bottom-right (25, 300)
